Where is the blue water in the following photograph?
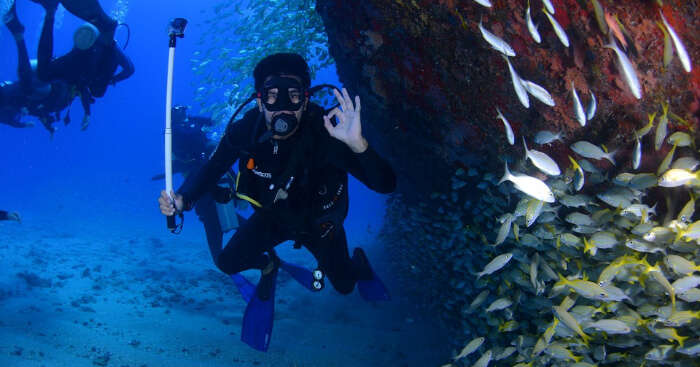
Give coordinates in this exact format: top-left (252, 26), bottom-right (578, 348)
top-left (0, 1), bottom-right (447, 366)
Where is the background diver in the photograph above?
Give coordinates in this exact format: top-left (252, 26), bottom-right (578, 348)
top-left (33, 0), bottom-right (135, 130)
top-left (1, 1), bottom-right (76, 134)
top-left (158, 53), bottom-right (396, 351)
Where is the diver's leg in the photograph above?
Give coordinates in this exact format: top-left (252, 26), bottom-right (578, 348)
top-left (194, 192), bottom-right (224, 263)
top-left (215, 211), bottom-right (284, 275)
top-left (36, 1), bottom-right (58, 82)
top-left (58, 0), bottom-right (116, 42)
top-left (304, 224), bottom-right (356, 294)
top-left (0, 211), bottom-right (8, 220)
top-left (3, 3), bottom-right (31, 88)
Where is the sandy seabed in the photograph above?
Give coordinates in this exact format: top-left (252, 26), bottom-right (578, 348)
top-left (0, 218), bottom-right (447, 367)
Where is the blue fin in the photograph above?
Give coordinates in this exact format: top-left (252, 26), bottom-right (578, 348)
top-left (357, 276), bottom-right (391, 302)
top-left (353, 248), bottom-right (391, 302)
top-left (279, 260), bottom-right (322, 292)
top-left (230, 273), bottom-right (255, 303)
top-left (241, 269), bottom-right (278, 352)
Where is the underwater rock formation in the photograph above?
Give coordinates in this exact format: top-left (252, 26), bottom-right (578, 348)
top-left (317, 0), bottom-right (699, 365)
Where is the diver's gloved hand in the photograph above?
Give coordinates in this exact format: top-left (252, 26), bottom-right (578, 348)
top-left (323, 87), bottom-right (368, 153)
top-left (159, 190), bottom-right (184, 216)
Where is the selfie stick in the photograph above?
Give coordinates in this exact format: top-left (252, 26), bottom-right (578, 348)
top-left (165, 18), bottom-right (187, 232)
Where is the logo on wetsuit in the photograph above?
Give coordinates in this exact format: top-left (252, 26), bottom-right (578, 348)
top-left (321, 183), bottom-right (344, 211)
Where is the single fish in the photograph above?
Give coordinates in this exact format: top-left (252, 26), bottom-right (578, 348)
top-left (479, 21), bottom-right (515, 57)
top-left (571, 141), bottom-right (616, 165)
top-left (584, 319), bottom-right (632, 334)
top-left (657, 142), bottom-right (677, 176)
top-left (495, 346), bottom-right (516, 360)
top-left (543, 318), bottom-right (559, 344)
top-left (604, 38), bottom-right (642, 99)
top-left (477, 253), bottom-right (513, 278)
top-left (486, 297), bottom-right (513, 312)
top-left (590, 0), bottom-right (608, 34)
top-left (645, 263), bottom-right (676, 309)
top-left (530, 253), bottom-right (540, 291)
top-left (586, 91), bottom-right (596, 121)
top-left (658, 169), bottom-right (699, 187)
top-left (525, 199), bottom-right (544, 227)
top-left (655, 102), bottom-right (670, 151)
top-left (663, 310), bottom-right (700, 327)
top-left (542, 9), bottom-right (569, 47)
top-left (553, 305), bottom-right (591, 344)
top-left (667, 131), bottom-right (692, 147)
top-left (671, 156), bottom-right (700, 171)
top-left (499, 162), bottom-right (555, 202)
top-left (555, 273), bottom-right (609, 300)
top-left (545, 344), bottom-right (582, 363)
top-left (454, 336), bottom-right (485, 360)
top-left (677, 343), bottom-right (700, 357)
top-left (473, 0), bottom-right (493, 8)
top-left (665, 255), bottom-right (700, 276)
top-left (656, 21), bottom-right (674, 68)
top-left (636, 112), bottom-right (655, 138)
top-left (524, 138), bottom-right (561, 176)
top-left (568, 156), bottom-right (585, 191)
top-left (496, 107), bottom-right (515, 145)
top-left (565, 212), bottom-right (594, 226)
top-left (571, 82), bottom-right (586, 126)
top-left (494, 213), bottom-right (513, 246)
top-left (671, 275), bottom-right (700, 294)
top-left (677, 194), bottom-right (695, 223)
top-left (504, 56), bottom-right (530, 108)
top-left (605, 12), bottom-right (627, 49)
top-left (632, 137), bottom-right (641, 170)
top-left (678, 288), bottom-right (700, 302)
top-left (526, 1), bottom-right (541, 43)
top-left (469, 290), bottom-right (490, 310)
top-left (659, 10), bottom-right (691, 72)
top-left (471, 350), bottom-right (492, 367)
top-left (535, 130), bottom-right (564, 145)
top-left (651, 326), bottom-right (689, 347)
top-left (542, 0), bottom-right (555, 14)
top-left (522, 80), bottom-right (555, 106)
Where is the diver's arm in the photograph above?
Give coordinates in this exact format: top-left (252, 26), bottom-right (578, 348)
top-left (110, 47), bottom-right (134, 83)
top-left (176, 119), bottom-right (249, 210)
top-left (327, 137), bottom-right (396, 194)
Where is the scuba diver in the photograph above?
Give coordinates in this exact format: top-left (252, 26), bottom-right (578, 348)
top-left (1, 1), bottom-right (77, 134)
top-left (152, 105), bottom-right (245, 263)
top-left (33, 0), bottom-right (134, 130)
top-left (158, 53), bottom-right (396, 351)
top-left (0, 210), bottom-right (21, 223)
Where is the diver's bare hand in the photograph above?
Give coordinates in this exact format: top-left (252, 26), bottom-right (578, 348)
top-left (159, 190), bottom-right (183, 216)
top-left (323, 88), bottom-right (368, 153)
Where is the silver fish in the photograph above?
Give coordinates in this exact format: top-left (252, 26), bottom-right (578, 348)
top-left (526, 1), bottom-right (541, 43)
top-left (522, 80), bottom-right (555, 106)
top-left (499, 162), bottom-right (555, 202)
top-left (542, 9), bottom-right (569, 47)
top-left (659, 11), bottom-right (691, 72)
top-left (477, 253), bottom-right (513, 278)
top-left (496, 107), bottom-right (515, 145)
top-left (586, 91), bottom-right (596, 120)
top-left (632, 137), bottom-right (641, 170)
top-left (486, 297), bottom-right (513, 312)
top-left (570, 141), bottom-right (616, 165)
top-left (479, 21), bottom-right (515, 57)
top-left (604, 38), bottom-right (642, 99)
top-left (454, 336), bottom-right (485, 360)
top-left (584, 319), bottom-right (632, 334)
top-left (571, 82), bottom-right (586, 126)
top-left (524, 138), bottom-right (561, 176)
top-left (535, 130), bottom-right (564, 145)
top-left (504, 56), bottom-right (530, 108)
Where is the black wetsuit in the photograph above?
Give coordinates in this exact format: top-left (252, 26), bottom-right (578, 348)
top-left (177, 103), bottom-right (396, 293)
top-left (36, 3), bottom-right (134, 117)
top-left (1, 2), bottom-right (75, 132)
